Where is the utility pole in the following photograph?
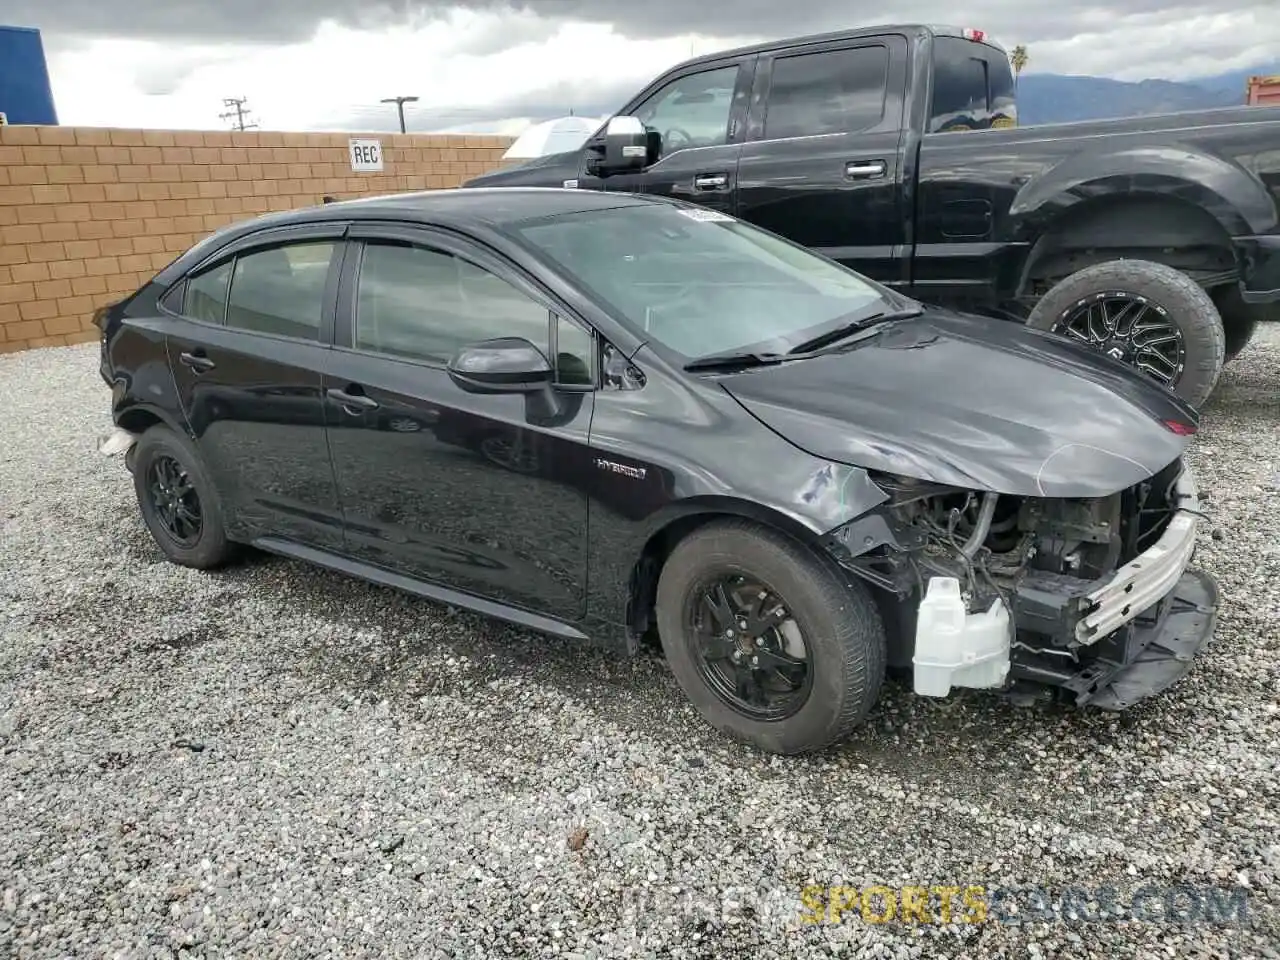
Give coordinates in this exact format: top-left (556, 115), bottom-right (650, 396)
top-left (380, 95), bottom-right (419, 133)
top-left (220, 97), bottom-right (258, 132)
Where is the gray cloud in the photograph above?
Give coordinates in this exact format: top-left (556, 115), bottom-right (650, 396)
top-left (6, 0), bottom-right (1271, 55)
top-left (11, 0), bottom-right (1280, 131)
top-left (443, 7), bottom-right (568, 56)
top-left (319, 76), bottom-right (639, 133)
top-left (6, 1), bottom-right (403, 44)
top-left (133, 53), bottom-right (245, 96)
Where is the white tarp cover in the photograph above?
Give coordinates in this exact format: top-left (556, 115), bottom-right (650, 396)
top-left (501, 116), bottom-right (603, 159)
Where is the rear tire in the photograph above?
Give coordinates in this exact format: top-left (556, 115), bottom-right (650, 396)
top-left (132, 424), bottom-right (238, 570)
top-left (1026, 259), bottom-right (1225, 409)
top-left (654, 519), bottom-right (886, 755)
top-left (1211, 283), bottom-right (1264, 363)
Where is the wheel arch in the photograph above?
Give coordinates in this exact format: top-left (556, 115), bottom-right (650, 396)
top-left (115, 400), bottom-right (187, 438)
top-left (623, 496), bottom-right (841, 647)
top-left (1014, 192), bottom-right (1240, 300)
top-left (1007, 143), bottom-right (1275, 241)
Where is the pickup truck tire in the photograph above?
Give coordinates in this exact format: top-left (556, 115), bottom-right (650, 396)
top-left (1025, 259), bottom-right (1225, 409)
top-left (654, 518), bottom-right (886, 756)
top-left (1211, 284), bottom-right (1263, 363)
top-left (1223, 318), bottom-right (1258, 363)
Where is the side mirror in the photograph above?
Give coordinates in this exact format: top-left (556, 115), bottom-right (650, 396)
top-left (598, 115), bottom-right (651, 174)
top-left (447, 337), bottom-right (552, 394)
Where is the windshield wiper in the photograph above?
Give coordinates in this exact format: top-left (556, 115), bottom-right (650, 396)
top-left (683, 351), bottom-right (792, 372)
top-left (786, 306), bottom-right (924, 355)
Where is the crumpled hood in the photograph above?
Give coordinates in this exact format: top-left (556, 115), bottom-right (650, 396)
top-left (720, 309), bottom-right (1197, 498)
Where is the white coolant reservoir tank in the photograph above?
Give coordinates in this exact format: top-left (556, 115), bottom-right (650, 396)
top-left (912, 576), bottom-right (1011, 698)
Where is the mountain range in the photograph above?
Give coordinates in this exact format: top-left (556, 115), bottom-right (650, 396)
top-left (1017, 64), bottom-right (1280, 125)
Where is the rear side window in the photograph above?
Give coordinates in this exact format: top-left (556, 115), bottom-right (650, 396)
top-left (183, 260), bottom-right (232, 324)
top-left (225, 240), bottom-right (336, 340)
top-left (763, 45), bottom-right (890, 140)
top-left (929, 36), bottom-right (1018, 132)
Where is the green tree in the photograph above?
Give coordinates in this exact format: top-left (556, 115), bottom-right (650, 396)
top-left (1011, 45), bottom-right (1030, 85)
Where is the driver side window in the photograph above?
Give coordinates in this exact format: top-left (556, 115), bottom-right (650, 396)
top-left (632, 65), bottom-right (741, 160)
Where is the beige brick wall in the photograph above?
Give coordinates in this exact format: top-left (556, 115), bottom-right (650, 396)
top-left (0, 125), bottom-right (514, 354)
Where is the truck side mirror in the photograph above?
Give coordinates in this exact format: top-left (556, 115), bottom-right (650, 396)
top-left (597, 115), bottom-right (651, 174)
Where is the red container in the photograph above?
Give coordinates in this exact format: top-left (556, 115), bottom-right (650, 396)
top-left (1246, 75), bottom-right (1280, 107)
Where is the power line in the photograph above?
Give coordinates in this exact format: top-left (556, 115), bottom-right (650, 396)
top-left (380, 95), bottom-right (419, 133)
top-left (220, 97), bottom-right (258, 131)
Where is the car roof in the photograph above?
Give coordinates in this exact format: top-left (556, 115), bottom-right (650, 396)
top-left (152, 187), bottom-right (670, 283)
top-left (257, 187), bottom-right (662, 233)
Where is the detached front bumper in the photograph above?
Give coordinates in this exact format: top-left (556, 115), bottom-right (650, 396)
top-left (1085, 568), bottom-right (1219, 710)
top-left (1008, 468), bottom-right (1221, 708)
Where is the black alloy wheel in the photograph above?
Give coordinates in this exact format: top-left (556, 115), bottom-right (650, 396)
top-left (131, 424), bottom-right (238, 570)
top-left (1052, 292), bottom-right (1186, 389)
top-left (1025, 259), bottom-right (1226, 409)
top-left (146, 453), bottom-right (203, 547)
top-left (655, 519), bottom-right (887, 755)
top-left (686, 573), bottom-right (813, 722)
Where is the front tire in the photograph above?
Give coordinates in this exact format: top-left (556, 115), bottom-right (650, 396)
top-left (654, 519), bottom-right (886, 755)
top-left (132, 424), bottom-right (238, 570)
top-left (1026, 259), bottom-right (1225, 409)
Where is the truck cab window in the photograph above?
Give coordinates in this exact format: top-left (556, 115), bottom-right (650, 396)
top-left (632, 65), bottom-right (741, 159)
top-left (763, 45), bottom-right (890, 140)
top-left (930, 36), bottom-right (1017, 132)
top-left (988, 51), bottom-right (1017, 128)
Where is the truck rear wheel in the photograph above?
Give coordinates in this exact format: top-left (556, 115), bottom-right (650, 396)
top-left (1026, 259), bottom-right (1225, 409)
top-left (1211, 283), bottom-right (1265, 363)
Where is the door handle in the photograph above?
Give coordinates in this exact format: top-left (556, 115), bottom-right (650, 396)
top-left (178, 351), bottom-right (215, 373)
top-left (845, 160), bottom-right (887, 180)
top-left (693, 173), bottom-right (729, 190)
top-left (326, 387), bottom-right (380, 413)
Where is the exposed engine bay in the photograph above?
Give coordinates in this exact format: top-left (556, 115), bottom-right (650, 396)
top-left (825, 456), bottom-right (1217, 709)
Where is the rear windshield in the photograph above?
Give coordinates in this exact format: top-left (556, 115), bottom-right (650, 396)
top-left (929, 36), bottom-right (1017, 132)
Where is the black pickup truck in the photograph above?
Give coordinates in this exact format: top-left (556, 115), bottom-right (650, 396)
top-left (463, 22), bottom-right (1280, 408)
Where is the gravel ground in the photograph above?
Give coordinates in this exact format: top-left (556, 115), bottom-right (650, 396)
top-left (1, 328), bottom-right (1278, 959)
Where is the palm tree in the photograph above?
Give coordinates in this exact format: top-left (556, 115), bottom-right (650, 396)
top-left (1011, 45), bottom-right (1029, 87)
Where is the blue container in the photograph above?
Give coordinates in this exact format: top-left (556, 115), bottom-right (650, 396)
top-left (0, 25), bottom-right (59, 125)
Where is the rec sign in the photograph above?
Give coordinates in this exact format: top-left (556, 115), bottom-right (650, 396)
top-left (348, 138), bottom-right (384, 172)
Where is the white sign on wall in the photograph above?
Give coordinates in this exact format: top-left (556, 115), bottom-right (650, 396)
top-left (348, 138), bottom-right (383, 172)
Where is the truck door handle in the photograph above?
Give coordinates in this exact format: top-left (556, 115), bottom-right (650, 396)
top-left (845, 160), bottom-right (887, 180)
top-left (326, 386), bottom-right (380, 413)
top-left (178, 350), bottom-right (215, 373)
top-left (693, 173), bottom-right (729, 190)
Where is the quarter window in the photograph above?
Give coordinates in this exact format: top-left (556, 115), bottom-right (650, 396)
top-left (183, 260), bottom-right (232, 324)
top-left (354, 240), bottom-right (551, 366)
top-left (763, 46), bottom-right (890, 140)
top-left (632, 65), bottom-right (741, 158)
top-left (225, 240), bottom-right (336, 340)
top-left (553, 314), bottom-right (595, 386)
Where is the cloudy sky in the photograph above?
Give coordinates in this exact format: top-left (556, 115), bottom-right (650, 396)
top-left (6, 1), bottom-right (1279, 134)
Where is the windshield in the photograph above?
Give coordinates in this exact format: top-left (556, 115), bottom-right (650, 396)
top-left (506, 203), bottom-right (890, 360)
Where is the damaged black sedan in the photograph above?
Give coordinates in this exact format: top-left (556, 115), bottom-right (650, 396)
top-left (95, 188), bottom-right (1220, 755)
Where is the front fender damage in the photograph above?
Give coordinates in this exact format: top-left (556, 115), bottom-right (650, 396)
top-left (820, 458), bottom-right (1221, 711)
